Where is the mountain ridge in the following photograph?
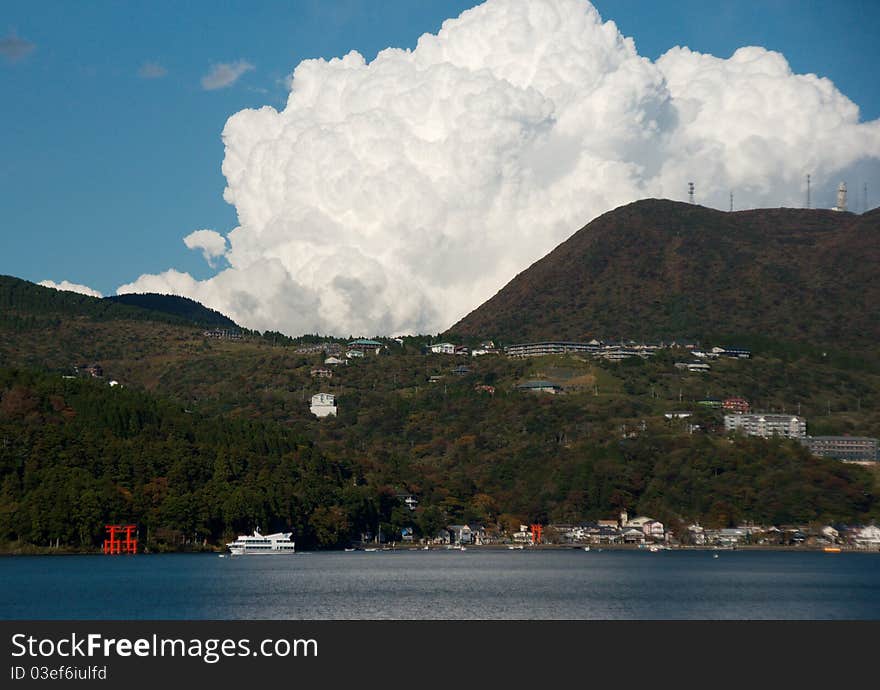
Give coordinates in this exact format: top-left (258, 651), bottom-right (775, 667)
top-left (0, 275), bottom-right (238, 329)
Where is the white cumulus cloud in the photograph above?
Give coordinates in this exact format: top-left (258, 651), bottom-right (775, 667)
top-left (183, 229), bottom-right (228, 266)
top-left (39, 280), bottom-right (103, 298)
top-left (121, 0), bottom-right (880, 336)
top-left (201, 60), bottom-right (255, 90)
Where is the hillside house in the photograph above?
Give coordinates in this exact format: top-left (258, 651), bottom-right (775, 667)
top-left (430, 342), bottom-right (456, 355)
top-left (309, 393), bottom-right (337, 418)
top-left (310, 368), bottom-right (333, 379)
top-left (664, 411), bottom-right (693, 420)
top-left (712, 346), bottom-right (751, 359)
top-left (516, 380), bottom-right (562, 394)
top-left (675, 361), bottom-right (711, 372)
top-left (348, 339), bottom-right (382, 355)
top-left (723, 397), bottom-right (750, 414)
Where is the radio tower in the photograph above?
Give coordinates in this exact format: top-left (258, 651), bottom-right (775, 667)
top-left (864, 183), bottom-right (869, 213)
top-left (729, 192), bottom-right (734, 212)
top-left (688, 182), bottom-right (694, 204)
top-left (806, 174), bottom-right (811, 209)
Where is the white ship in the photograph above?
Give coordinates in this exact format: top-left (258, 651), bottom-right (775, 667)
top-left (226, 528), bottom-right (296, 555)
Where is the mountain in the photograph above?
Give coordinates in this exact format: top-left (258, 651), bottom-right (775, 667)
top-left (0, 275), bottom-right (238, 329)
top-left (449, 200), bottom-right (880, 348)
top-left (104, 293), bottom-right (237, 328)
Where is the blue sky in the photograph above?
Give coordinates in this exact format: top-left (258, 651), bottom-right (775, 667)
top-left (1, 0), bottom-right (878, 300)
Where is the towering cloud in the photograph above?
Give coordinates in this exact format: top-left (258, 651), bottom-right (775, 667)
top-left (119, 0), bottom-right (880, 336)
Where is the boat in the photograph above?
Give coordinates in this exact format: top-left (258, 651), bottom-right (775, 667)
top-left (823, 546), bottom-right (842, 553)
top-left (713, 553), bottom-right (719, 559)
top-left (226, 528), bottom-right (295, 555)
top-left (583, 546), bottom-right (591, 552)
top-left (508, 544), bottom-right (524, 550)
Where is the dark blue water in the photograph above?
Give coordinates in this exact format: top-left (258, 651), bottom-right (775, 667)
top-left (2, 549), bottom-right (878, 620)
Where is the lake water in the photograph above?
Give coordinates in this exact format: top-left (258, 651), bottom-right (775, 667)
top-left (2, 549), bottom-right (878, 620)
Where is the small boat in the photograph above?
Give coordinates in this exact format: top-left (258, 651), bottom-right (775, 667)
top-left (713, 553), bottom-right (719, 559)
top-left (344, 548), bottom-right (355, 552)
top-left (364, 547), bottom-right (378, 552)
top-left (583, 546), bottom-right (591, 552)
top-left (422, 546), bottom-right (429, 550)
top-left (218, 554), bottom-right (225, 558)
top-left (823, 546), bottom-right (842, 553)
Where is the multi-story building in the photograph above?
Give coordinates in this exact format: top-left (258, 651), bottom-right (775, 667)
top-left (505, 341), bottom-right (602, 358)
top-left (724, 413), bottom-right (806, 439)
top-left (805, 436), bottom-right (878, 462)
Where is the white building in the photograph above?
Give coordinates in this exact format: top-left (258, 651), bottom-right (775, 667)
top-left (724, 413), bottom-right (806, 439)
top-left (310, 393), bottom-right (337, 418)
top-left (430, 342), bottom-right (456, 355)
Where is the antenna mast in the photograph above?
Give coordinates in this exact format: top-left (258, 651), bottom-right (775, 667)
top-left (688, 182), bottom-right (694, 204)
top-left (729, 192), bottom-right (734, 212)
top-left (806, 174), bottom-right (811, 209)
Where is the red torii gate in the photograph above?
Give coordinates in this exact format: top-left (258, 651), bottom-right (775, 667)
top-left (103, 525), bottom-right (138, 554)
top-left (530, 524), bottom-right (543, 545)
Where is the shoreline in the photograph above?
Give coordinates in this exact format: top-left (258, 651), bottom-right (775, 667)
top-left (2, 543), bottom-right (878, 556)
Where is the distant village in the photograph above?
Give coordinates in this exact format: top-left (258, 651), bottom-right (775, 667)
top-left (372, 502), bottom-right (880, 552)
top-left (297, 336), bottom-right (879, 465)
